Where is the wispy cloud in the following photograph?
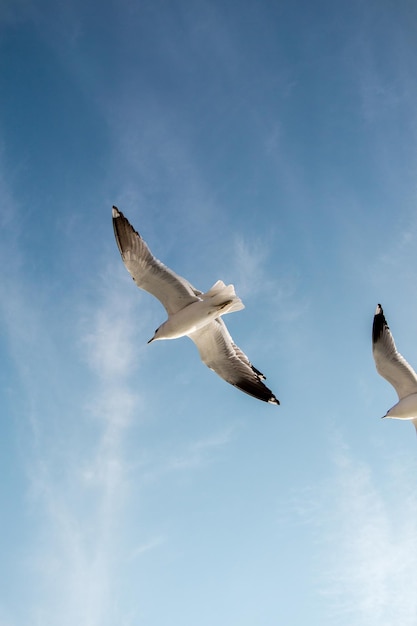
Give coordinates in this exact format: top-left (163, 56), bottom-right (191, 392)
top-left (28, 265), bottom-right (143, 626)
top-left (231, 234), bottom-right (271, 299)
top-left (229, 233), bottom-right (306, 326)
top-left (128, 535), bottom-right (166, 561)
top-left (301, 442), bottom-right (417, 626)
top-left (136, 425), bottom-right (237, 485)
top-left (0, 189), bottom-right (143, 625)
top-left (166, 427), bottom-right (235, 471)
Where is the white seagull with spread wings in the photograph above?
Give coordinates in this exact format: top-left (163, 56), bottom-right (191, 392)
top-left (372, 303), bottom-right (417, 430)
top-left (112, 207), bottom-right (279, 405)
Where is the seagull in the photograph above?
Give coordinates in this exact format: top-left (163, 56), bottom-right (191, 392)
top-left (112, 206), bottom-right (279, 404)
top-left (372, 303), bottom-right (417, 430)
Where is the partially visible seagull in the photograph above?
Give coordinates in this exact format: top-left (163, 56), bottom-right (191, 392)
top-left (112, 206), bottom-right (279, 405)
top-left (372, 303), bottom-right (417, 430)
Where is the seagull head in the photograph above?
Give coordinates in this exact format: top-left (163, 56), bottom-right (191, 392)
top-left (382, 394), bottom-right (417, 420)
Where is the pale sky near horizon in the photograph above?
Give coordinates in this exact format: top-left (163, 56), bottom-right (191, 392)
top-left (1, 1), bottom-right (417, 625)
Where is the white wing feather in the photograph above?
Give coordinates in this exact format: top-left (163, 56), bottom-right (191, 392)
top-left (112, 206), bottom-right (200, 315)
top-left (189, 318), bottom-right (279, 404)
top-left (372, 304), bottom-right (417, 400)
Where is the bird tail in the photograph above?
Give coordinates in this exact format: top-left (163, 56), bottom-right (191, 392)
top-left (203, 280), bottom-right (245, 314)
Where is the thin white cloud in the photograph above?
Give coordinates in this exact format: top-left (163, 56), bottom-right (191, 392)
top-left (23, 292), bottom-right (139, 625)
top-left (35, 268), bottom-right (143, 625)
top-left (168, 427), bottom-right (236, 471)
top-left (301, 443), bottom-right (417, 626)
top-left (136, 425), bottom-right (237, 484)
top-left (229, 233), bottom-right (306, 325)
top-left (0, 184), bottom-right (143, 625)
top-left (128, 535), bottom-right (166, 560)
top-left (231, 234), bottom-right (271, 299)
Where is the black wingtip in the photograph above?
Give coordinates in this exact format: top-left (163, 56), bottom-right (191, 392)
top-left (112, 206), bottom-right (137, 260)
top-left (234, 377), bottom-right (279, 405)
top-left (372, 303), bottom-right (388, 344)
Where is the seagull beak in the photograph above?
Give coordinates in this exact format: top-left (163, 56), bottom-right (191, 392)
top-left (147, 336), bottom-right (155, 344)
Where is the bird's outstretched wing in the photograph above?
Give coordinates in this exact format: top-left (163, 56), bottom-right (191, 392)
top-left (189, 317), bottom-right (279, 404)
top-left (372, 304), bottom-right (417, 400)
top-left (112, 206), bottom-right (200, 315)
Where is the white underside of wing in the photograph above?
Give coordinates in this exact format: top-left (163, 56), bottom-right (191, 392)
top-left (374, 349), bottom-right (417, 399)
top-left (189, 318), bottom-right (278, 404)
top-left (112, 207), bottom-right (199, 315)
top-left (372, 304), bottom-right (417, 400)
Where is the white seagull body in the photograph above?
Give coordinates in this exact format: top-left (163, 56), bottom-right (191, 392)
top-left (372, 303), bottom-right (417, 430)
top-left (112, 207), bottom-right (279, 404)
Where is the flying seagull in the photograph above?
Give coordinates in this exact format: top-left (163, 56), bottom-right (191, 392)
top-left (372, 303), bottom-right (417, 430)
top-left (112, 206), bottom-right (279, 404)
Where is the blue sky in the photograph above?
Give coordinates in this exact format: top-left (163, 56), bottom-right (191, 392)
top-left (1, 0), bottom-right (417, 624)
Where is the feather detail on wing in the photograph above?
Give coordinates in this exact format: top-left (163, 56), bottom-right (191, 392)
top-left (189, 318), bottom-right (279, 404)
top-left (112, 207), bottom-right (199, 315)
top-left (372, 304), bottom-right (417, 400)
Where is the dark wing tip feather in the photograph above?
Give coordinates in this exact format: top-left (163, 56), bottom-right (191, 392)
top-left (112, 206), bottom-right (142, 258)
top-left (234, 377), bottom-right (279, 405)
top-left (251, 364), bottom-right (266, 380)
top-left (372, 303), bottom-right (388, 345)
